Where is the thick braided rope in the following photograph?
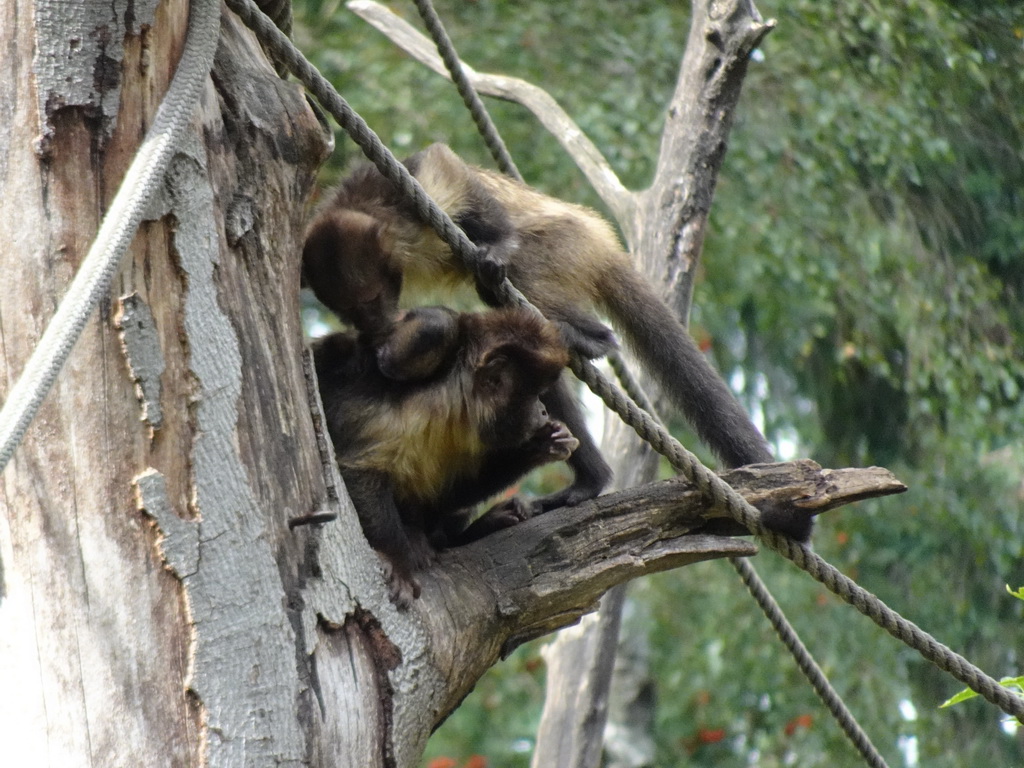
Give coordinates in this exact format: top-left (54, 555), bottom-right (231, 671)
top-left (572, 357), bottom-right (1024, 719)
top-left (609, 354), bottom-right (885, 763)
top-left (0, 0), bottom-right (222, 475)
top-left (412, 0), bottom-right (522, 180)
top-left (605, 351), bottom-right (664, 428)
top-left (731, 557), bottom-right (890, 767)
top-left (226, 0), bottom-right (1024, 721)
top-left (613, 357), bottom-right (887, 763)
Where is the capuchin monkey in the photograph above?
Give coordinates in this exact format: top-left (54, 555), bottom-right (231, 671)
top-left (313, 305), bottom-right (580, 607)
top-left (304, 143), bottom-right (812, 542)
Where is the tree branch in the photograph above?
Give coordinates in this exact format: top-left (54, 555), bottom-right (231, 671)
top-left (638, 0), bottom-right (775, 313)
top-left (413, 460), bottom-right (905, 722)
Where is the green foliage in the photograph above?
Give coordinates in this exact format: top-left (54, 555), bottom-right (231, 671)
top-left (423, 638), bottom-right (547, 768)
top-left (941, 586), bottom-right (1024, 709)
top-left (708, 0), bottom-right (1024, 469)
top-left (941, 676), bottom-right (1024, 710)
top-left (292, 0), bottom-right (689, 196)
top-left (290, 0), bottom-right (1024, 765)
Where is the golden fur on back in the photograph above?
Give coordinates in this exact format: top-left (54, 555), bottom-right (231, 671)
top-left (392, 145), bottom-right (478, 290)
top-left (406, 144), bottom-right (630, 315)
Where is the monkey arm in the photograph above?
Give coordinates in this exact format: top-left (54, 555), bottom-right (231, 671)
top-left (454, 497), bottom-right (534, 544)
top-left (534, 377), bottom-right (613, 511)
top-left (446, 418), bottom-right (581, 542)
top-left (455, 201), bottom-right (518, 304)
top-left (436, 419), bottom-right (579, 516)
top-left (430, 419), bottom-right (581, 549)
top-left (404, 143), bottom-right (522, 303)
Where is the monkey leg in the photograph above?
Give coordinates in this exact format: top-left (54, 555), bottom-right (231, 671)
top-left (534, 303), bottom-right (618, 362)
top-left (437, 418), bottom-right (582, 546)
top-left (456, 496), bottom-right (535, 543)
top-left (342, 468), bottom-right (429, 608)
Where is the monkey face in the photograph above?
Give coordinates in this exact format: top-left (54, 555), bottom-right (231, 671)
top-left (471, 347), bottom-right (555, 448)
top-left (455, 308), bottom-right (569, 450)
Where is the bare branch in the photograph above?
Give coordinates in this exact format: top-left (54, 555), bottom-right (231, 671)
top-left (411, 460), bottom-right (905, 722)
top-left (637, 0), bottom-right (776, 313)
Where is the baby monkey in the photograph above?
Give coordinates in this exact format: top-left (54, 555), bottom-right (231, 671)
top-left (313, 305), bottom-right (579, 607)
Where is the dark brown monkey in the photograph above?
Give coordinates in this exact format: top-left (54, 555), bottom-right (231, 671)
top-left (304, 144), bottom-right (809, 540)
top-left (313, 305), bottom-right (579, 607)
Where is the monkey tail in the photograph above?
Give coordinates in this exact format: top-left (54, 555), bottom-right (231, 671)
top-left (598, 263), bottom-right (774, 468)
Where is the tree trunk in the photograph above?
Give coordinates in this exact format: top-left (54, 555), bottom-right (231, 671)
top-left (0, 0), bottom-right (330, 763)
top-left (533, 1), bottom-right (776, 765)
top-left (0, 2), bottom-right (903, 766)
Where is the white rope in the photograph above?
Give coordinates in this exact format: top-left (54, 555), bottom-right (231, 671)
top-left (0, 0), bottom-right (221, 474)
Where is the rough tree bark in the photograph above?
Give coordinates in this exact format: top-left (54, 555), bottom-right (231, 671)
top-left (0, 0), bottom-right (329, 763)
top-left (0, 1), bottom-right (904, 767)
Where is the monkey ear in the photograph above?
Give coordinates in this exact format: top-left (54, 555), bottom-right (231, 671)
top-left (474, 349), bottom-right (515, 396)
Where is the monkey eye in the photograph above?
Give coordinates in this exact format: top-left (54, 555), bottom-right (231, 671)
top-left (479, 352), bottom-right (509, 373)
top-left (475, 353), bottom-right (513, 394)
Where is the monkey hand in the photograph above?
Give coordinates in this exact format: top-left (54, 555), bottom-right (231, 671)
top-left (757, 498), bottom-right (815, 543)
top-left (553, 318), bottom-right (618, 360)
top-left (532, 415), bottom-right (609, 513)
top-left (379, 530), bottom-right (435, 609)
top-left (404, 526), bottom-right (438, 571)
top-left (470, 245), bottom-right (509, 303)
top-left (477, 245), bottom-right (508, 287)
top-left (524, 419), bottom-right (580, 466)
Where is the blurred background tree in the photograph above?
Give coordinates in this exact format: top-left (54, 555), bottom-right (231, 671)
top-left (292, 1), bottom-right (1024, 765)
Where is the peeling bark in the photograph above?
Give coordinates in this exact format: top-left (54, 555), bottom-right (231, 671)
top-left (32, 0), bottom-right (163, 151)
top-left (116, 292), bottom-right (165, 430)
top-left (1, 2), bottom-right (328, 764)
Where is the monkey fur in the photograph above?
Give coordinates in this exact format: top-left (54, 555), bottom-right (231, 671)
top-left (304, 143), bottom-right (811, 542)
top-left (313, 305), bottom-right (580, 607)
